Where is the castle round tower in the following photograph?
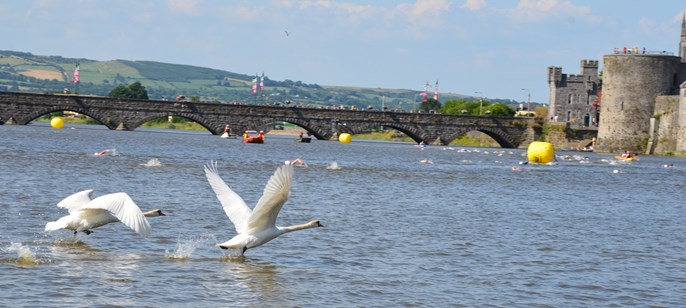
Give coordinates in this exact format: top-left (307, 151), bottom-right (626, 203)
top-left (595, 54), bottom-right (682, 153)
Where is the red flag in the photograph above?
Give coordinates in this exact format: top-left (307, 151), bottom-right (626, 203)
top-left (251, 76), bottom-right (258, 94)
top-left (259, 74), bottom-right (264, 93)
top-left (421, 81), bottom-right (429, 102)
top-left (73, 66), bottom-right (80, 84)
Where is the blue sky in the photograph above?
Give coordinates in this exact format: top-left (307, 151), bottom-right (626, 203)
top-left (2, 0), bottom-right (685, 104)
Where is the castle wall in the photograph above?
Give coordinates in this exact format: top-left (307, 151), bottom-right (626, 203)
top-left (677, 87), bottom-right (686, 154)
top-left (651, 96), bottom-right (680, 154)
top-left (595, 54), bottom-right (683, 153)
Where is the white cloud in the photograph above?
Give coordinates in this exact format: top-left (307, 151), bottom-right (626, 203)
top-left (396, 0), bottom-right (451, 21)
top-left (167, 0), bottom-right (201, 15)
top-left (393, 0), bottom-right (452, 37)
top-left (219, 4), bottom-right (264, 23)
top-left (294, 0), bottom-right (376, 21)
top-left (510, 0), bottom-right (591, 22)
top-left (461, 0), bottom-right (486, 11)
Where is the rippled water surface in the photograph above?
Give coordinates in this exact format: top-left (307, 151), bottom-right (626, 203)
top-left (1, 123), bottom-right (685, 307)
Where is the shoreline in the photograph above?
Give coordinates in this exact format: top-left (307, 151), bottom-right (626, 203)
top-left (266, 126), bottom-right (303, 136)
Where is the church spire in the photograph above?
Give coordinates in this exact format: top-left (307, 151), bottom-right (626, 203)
top-left (681, 12), bottom-right (686, 62)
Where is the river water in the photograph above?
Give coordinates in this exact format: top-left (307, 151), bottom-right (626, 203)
top-left (1, 123), bottom-right (684, 307)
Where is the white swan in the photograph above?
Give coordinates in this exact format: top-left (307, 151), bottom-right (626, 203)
top-left (44, 189), bottom-right (165, 236)
top-left (204, 161), bottom-right (323, 255)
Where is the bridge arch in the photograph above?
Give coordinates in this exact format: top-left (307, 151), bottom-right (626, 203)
top-left (128, 112), bottom-right (215, 133)
top-left (273, 118), bottom-right (331, 140)
top-left (442, 126), bottom-right (517, 148)
top-left (20, 105), bottom-right (119, 129)
top-left (370, 123), bottom-right (425, 144)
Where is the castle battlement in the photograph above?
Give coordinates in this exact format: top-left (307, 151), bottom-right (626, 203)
top-left (580, 60), bottom-right (599, 68)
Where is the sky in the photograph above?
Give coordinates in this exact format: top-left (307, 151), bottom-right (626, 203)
top-left (2, 0), bottom-right (685, 104)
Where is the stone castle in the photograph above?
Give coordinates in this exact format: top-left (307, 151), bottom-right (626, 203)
top-left (549, 14), bottom-right (686, 155)
top-left (547, 60), bottom-right (600, 127)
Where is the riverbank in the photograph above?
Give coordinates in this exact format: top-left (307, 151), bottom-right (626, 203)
top-left (50, 116), bottom-right (483, 145)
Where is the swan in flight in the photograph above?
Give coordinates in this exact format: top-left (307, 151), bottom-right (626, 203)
top-left (204, 161), bottom-right (323, 255)
top-left (45, 189), bottom-right (165, 236)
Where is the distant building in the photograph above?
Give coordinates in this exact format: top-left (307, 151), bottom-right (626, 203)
top-left (547, 60), bottom-right (600, 127)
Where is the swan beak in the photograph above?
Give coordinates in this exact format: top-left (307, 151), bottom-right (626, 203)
top-left (158, 210), bottom-right (166, 216)
top-left (316, 221), bottom-right (324, 227)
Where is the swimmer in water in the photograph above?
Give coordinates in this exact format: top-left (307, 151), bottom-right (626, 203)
top-left (284, 158), bottom-right (306, 167)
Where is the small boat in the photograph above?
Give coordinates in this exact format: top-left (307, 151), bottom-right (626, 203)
top-left (220, 132), bottom-right (237, 139)
top-left (615, 151), bottom-right (638, 161)
top-left (242, 130), bottom-right (265, 144)
top-left (296, 137), bottom-right (312, 143)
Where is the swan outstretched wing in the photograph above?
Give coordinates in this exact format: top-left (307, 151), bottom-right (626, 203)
top-left (247, 164), bottom-right (293, 233)
top-left (57, 189), bottom-right (94, 213)
top-left (83, 192), bottom-right (151, 236)
top-left (204, 161), bottom-right (252, 233)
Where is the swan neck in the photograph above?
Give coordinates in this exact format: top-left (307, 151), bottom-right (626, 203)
top-left (281, 222), bottom-right (317, 233)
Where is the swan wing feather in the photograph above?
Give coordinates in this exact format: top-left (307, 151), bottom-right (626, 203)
top-left (82, 192), bottom-right (151, 236)
top-left (57, 189), bottom-right (94, 213)
top-left (247, 164), bottom-right (293, 233)
top-left (204, 161), bottom-right (252, 233)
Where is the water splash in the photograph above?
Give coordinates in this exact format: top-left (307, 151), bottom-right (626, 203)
top-left (326, 161), bottom-right (342, 170)
top-left (4, 242), bottom-right (40, 266)
top-left (141, 158), bottom-right (162, 167)
top-left (165, 234), bottom-right (217, 260)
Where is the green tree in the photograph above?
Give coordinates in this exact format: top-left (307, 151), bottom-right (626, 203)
top-left (419, 98), bottom-right (441, 112)
top-left (440, 99), bottom-right (515, 116)
top-left (107, 85), bottom-right (130, 98)
top-left (128, 81), bottom-right (149, 99)
top-left (107, 81), bottom-right (149, 99)
top-left (440, 99), bottom-right (482, 115)
top-left (485, 103), bottom-right (516, 117)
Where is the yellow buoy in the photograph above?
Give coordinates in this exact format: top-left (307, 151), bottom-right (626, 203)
top-left (338, 133), bottom-right (352, 143)
top-left (50, 117), bottom-right (64, 129)
top-left (527, 141), bottom-right (555, 164)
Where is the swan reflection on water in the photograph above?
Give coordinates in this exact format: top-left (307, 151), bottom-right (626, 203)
top-left (211, 257), bottom-right (282, 299)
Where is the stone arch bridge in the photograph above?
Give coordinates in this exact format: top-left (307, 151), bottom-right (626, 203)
top-left (0, 92), bottom-right (537, 148)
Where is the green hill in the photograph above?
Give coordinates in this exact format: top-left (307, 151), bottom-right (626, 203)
top-left (0, 50), bottom-right (490, 110)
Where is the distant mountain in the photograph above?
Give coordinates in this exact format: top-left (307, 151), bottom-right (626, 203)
top-left (0, 50), bottom-right (500, 110)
